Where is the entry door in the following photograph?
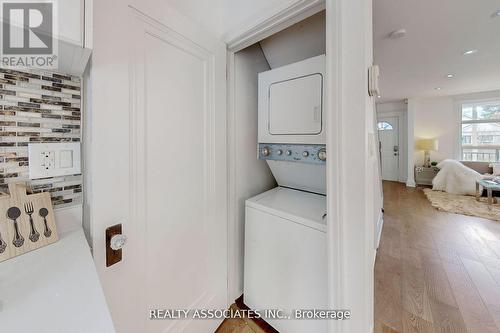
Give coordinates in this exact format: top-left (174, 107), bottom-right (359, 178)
top-left (91, 4), bottom-right (227, 333)
top-left (378, 116), bottom-right (399, 181)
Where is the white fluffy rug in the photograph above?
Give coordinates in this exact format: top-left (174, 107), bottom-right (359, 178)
top-left (423, 189), bottom-right (500, 222)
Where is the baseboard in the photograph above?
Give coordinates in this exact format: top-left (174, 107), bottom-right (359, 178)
top-left (376, 214), bottom-right (384, 250)
top-left (406, 180), bottom-right (416, 187)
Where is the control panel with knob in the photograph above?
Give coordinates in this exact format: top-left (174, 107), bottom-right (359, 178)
top-left (318, 148), bottom-right (326, 161)
top-left (258, 143), bottom-right (326, 164)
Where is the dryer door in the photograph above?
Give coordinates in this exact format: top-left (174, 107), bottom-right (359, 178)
top-left (269, 73), bottom-right (323, 135)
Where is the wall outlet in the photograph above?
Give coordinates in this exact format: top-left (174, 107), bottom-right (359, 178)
top-left (41, 151), bottom-right (56, 170)
top-left (29, 143), bottom-right (81, 179)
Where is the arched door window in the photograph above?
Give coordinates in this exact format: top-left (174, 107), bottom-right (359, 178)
top-left (377, 121), bottom-right (394, 131)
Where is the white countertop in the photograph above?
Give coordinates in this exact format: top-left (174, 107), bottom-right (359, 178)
top-left (0, 228), bottom-right (115, 333)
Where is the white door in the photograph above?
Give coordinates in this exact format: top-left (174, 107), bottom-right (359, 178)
top-left (90, 3), bottom-right (227, 333)
top-left (378, 116), bottom-right (399, 181)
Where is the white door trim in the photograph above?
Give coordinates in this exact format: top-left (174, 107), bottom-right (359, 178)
top-left (226, 0), bottom-right (329, 305)
top-left (225, 0), bottom-right (325, 52)
top-left (325, 0), bottom-right (343, 332)
top-left (406, 99), bottom-right (416, 187)
top-left (226, 2), bottom-right (347, 333)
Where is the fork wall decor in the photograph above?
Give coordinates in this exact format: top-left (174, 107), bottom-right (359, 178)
top-left (0, 181), bottom-right (58, 262)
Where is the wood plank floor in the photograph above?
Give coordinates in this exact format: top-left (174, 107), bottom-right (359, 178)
top-left (218, 181), bottom-right (500, 332)
top-left (215, 304), bottom-right (268, 333)
top-left (376, 181), bottom-right (500, 333)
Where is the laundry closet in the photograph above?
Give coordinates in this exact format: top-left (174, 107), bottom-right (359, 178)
top-left (228, 10), bottom-right (327, 333)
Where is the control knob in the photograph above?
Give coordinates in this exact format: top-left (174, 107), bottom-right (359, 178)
top-left (277, 149), bottom-right (283, 155)
top-left (261, 147), bottom-right (270, 157)
top-left (318, 148), bottom-right (327, 161)
top-left (302, 151), bottom-right (309, 157)
top-left (286, 150), bottom-right (292, 156)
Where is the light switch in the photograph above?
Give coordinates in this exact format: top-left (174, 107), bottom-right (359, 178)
top-left (28, 143), bottom-right (81, 179)
top-left (60, 150), bottom-right (73, 168)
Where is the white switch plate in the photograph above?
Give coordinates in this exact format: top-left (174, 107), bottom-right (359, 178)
top-left (28, 143), bottom-right (81, 179)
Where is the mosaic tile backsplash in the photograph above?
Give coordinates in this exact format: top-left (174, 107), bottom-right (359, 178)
top-left (0, 68), bottom-right (82, 208)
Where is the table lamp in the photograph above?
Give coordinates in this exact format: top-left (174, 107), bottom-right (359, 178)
top-left (416, 139), bottom-right (438, 167)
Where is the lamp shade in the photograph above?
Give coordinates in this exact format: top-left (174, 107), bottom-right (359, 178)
top-left (416, 139), bottom-right (438, 151)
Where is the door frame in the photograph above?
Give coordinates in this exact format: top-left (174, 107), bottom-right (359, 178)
top-left (377, 110), bottom-right (407, 183)
top-left (226, 2), bottom-right (348, 333)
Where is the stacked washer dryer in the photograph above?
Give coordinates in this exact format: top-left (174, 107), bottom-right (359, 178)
top-left (244, 54), bottom-right (327, 333)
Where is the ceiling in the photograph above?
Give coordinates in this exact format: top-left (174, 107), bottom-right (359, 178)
top-left (166, 0), bottom-right (298, 39)
top-left (259, 11), bottom-right (325, 69)
top-left (374, 0), bottom-right (500, 103)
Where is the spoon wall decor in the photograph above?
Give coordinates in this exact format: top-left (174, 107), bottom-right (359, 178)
top-left (7, 206), bottom-right (24, 247)
top-left (39, 208), bottom-right (52, 238)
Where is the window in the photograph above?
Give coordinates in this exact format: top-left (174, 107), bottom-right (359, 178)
top-left (377, 121), bottom-right (393, 131)
top-left (460, 100), bottom-right (500, 162)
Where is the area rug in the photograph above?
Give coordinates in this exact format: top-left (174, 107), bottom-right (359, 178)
top-left (423, 188), bottom-right (500, 222)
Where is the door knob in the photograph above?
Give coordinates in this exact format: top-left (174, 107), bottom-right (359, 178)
top-left (106, 224), bottom-right (123, 267)
top-left (110, 234), bottom-right (127, 250)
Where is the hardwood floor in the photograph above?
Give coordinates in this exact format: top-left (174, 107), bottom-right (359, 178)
top-left (215, 304), bottom-right (269, 333)
top-left (376, 181), bottom-right (500, 333)
top-left (218, 181), bottom-right (500, 332)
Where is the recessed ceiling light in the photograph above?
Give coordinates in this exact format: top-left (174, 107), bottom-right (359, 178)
top-left (462, 49), bottom-right (478, 56)
top-left (491, 10), bottom-right (500, 18)
top-left (377, 95), bottom-right (381, 98)
top-left (435, 87), bottom-right (442, 91)
top-left (446, 74), bottom-right (455, 78)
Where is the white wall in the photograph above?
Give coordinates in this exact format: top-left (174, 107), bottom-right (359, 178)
top-left (410, 90), bottom-right (500, 167)
top-left (259, 10), bottom-right (325, 69)
top-left (228, 44), bottom-right (276, 302)
top-left (222, 0), bottom-right (302, 41)
top-left (413, 96), bottom-right (456, 165)
top-left (164, 0), bottom-right (305, 41)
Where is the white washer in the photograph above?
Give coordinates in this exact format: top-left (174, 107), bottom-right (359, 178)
top-left (244, 187), bottom-right (327, 333)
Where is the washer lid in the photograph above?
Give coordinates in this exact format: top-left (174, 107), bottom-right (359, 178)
top-left (246, 187), bottom-right (327, 232)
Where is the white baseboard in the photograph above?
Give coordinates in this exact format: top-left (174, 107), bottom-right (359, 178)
top-left (406, 180), bottom-right (416, 187)
top-left (376, 214), bottom-right (384, 250)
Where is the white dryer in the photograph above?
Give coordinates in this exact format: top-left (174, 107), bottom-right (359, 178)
top-left (244, 55), bottom-right (328, 333)
top-left (257, 54), bottom-right (326, 195)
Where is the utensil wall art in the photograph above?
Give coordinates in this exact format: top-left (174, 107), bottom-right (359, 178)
top-left (0, 182), bottom-right (58, 262)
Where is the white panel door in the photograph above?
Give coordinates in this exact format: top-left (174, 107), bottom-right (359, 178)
top-left (378, 116), bottom-right (399, 181)
top-left (91, 4), bottom-right (227, 333)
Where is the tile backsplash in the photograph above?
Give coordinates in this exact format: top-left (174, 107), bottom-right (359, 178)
top-left (0, 68), bottom-right (82, 208)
